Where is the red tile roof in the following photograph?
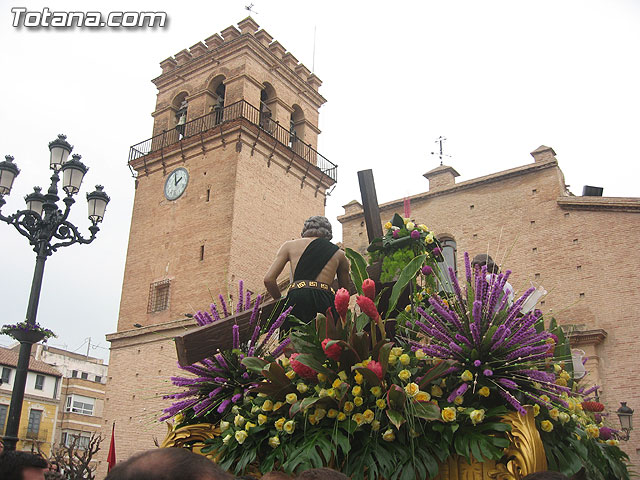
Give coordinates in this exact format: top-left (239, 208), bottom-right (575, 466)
top-left (0, 347), bottom-right (62, 377)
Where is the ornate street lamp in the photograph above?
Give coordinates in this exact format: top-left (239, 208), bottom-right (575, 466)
top-left (616, 402), bottom-right (634, 441)
top-left (0, 134), bottom-right (109, 451)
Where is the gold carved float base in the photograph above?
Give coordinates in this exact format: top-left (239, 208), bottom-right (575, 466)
top-left (161, 407), bottom-right (546, 479)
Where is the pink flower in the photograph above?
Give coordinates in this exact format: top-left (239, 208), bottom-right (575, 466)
top-left (367, 360), bottom-right (383, 381)
top-left (362, 279), bottom-right (376, 300)
top-left (322, 338), bottom-right (342, 361)
top-left (290, 353), bottom-right (317, 380)
top-left (334, 288), bottom-right (350, 320)
top-left (392, 230), bottom-right (399, 239)
top-left (356, 295), bottom-right (380, 320)
top-left (410, 230), bottom-right (420, 239)
top-left (599, 427), bottom-right (614, 440)
top-left (421, 265), bottom-right (433, 276)
top-left (432, 247), bottom-right (442, 257)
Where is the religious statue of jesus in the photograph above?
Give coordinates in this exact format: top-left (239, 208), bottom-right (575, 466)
top-left (264, 216), bottom-right (351, 332)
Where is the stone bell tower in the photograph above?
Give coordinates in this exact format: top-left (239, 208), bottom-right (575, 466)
top-left (99, 17), bottom-right (336, 469)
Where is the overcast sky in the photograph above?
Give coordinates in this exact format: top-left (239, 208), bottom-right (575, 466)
top-left (1, 0), bottom-right (638, 362)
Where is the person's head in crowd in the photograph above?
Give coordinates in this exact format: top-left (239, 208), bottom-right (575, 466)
top-left (471, 253), bottom-right (500, 274)
top-left (261, 472), bottom-right (292, 480)
top-left (296, 468), bottom-right (350, 480)
top-left (105, 448), bottom-right (232, 480)
top-left (0, 450), bottom-right (49, 480)
top-left (522, 472), bottom-right (570, 480)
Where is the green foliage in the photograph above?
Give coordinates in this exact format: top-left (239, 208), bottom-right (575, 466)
top-left (386, 253), bottom-right (426, 316)
top-left (345, 247), bottom-right (369, 295)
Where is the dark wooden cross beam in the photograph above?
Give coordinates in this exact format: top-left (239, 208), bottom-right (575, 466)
top-left (174, 170), bottom-right (386, 366)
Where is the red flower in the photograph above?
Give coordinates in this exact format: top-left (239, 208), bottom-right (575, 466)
top-left (367, 360), bottom-right (383, 381)
top-left (362, 279), bottom-right (376, 301)
top-left (356, 295), bottom-right (380, 320)
top-left (334, 288), bottom-right (350, 320)
top-left (322, 338), bottom-right (342, 361)
top-left (290, 353), bottom-right (317, 380)
top-left (582, 401), bottom-right (605, 413)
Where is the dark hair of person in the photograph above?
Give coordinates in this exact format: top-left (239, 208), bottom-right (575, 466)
top-left (521, 472), bottom-right (570, 480)
top-left (105, 448), bottom-right (232, 480)
top-left (296, 468), bottom-right (350, 480)
top-left (471, 253), bottom-right (500, 274)
top-left (0, 450), bottom-right (49, 480)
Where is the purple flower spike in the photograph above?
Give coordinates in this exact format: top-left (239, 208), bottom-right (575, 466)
top-left (218, 294), bottom-right (229, 317)
top-left (464, 252), bottom-right (472, 283)
top-left (259, 306), bottom-right (294, 350)
top-left (456, 383), bottom-right (469, 396)
top-left (209, 303), bottom-right (222, 323)
top-left (272, 337), bottom-right (291, 358)
top-left (245, 291), bottom-right (251, 310)
top-left (237, 280), bottom-right (244, 314)
top-left (215, 353), bottom-right (228, 370)
top-left (232, 324), bottom-right (240, 350)
top-left (217, 398), bottom-right (231, 414)
top-left (483, 369), bottom-right (493, 377)
top-left (249, 295), bottom-right (263, 327)
top-left (498, 378), bottom-right (518, 390)
top-left (499, 389), bottom-right (526, 415)
top-left (231, 393), bottom-right (243, 403)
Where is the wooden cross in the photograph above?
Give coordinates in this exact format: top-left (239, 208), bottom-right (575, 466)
top-left (173, 169), bottom-right (385, 366)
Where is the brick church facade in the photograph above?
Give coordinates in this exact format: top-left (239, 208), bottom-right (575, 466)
top-left (338, 147), bottom-right (640, 460)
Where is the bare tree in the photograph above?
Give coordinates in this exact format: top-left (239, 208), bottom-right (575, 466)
top-left (50, 432), bottom-right (102, 480)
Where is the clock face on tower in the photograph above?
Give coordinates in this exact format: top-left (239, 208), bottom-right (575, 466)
top-left (164, 167), bottom-right (189, 201)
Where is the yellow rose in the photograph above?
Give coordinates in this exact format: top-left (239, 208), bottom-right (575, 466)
top-left (376, 399), bottom-right (387, 409)
top-left (273, 402), bottom-right (284, 411)
top-left (384, 221), bottom-right (392, 230)
top-left (461, 370), bottom-right (473, 382)
top-left (353, 413), bottom-right (365, 425)
top-left (560, 371), bottom-right (570, 381)
top-left (478, 386), bottom-right (490, 397)
top-left (399, 354), bottom-right (411, 366)
top-left (337, 412), bottom-right (346, 421)
top-left (418, 224), bottom-right (428, 232)
top-left (540, 395), bottom-right (551, 404)
top-left (388, 355), bottom-right (398, 365)
top-left (606, 439), bottom-right (619, 446)
top-left (317, 373), bottom-right (328, 383)
top-left (404, 305), bottom-right (412, 313)
top-left (454, 396), bottom-right (464, 405)
top-left (403, 218), bottom-right (410, 225)
top-left (586, 425), bottom-right (599, 438)
top-left (262, 400), bottom-right (273, 412)
top-left (415, 349), bottom-right (426, 360)
top-left (251, 405), bottom-right (260, 414)
top-left (257, 393), bottom-right (267, 398)
top-left (327, 409), bottom-right (339, 419)
top-left (332, 378), bottom-right (343, 389)
top-left (371, 420), bottom-right (381, 431)
top-left (442, 407), bottom-right (457, 422)
top-left (222, 434), bottom-right (232, 445)
top-left (355, 372), bottom-right (364, 384)
top-left (283, 420), bottom-right (295, 434)
top-left (398, 369), bottom-right (411, 381)
top-left (382, 429), bottom-right (396, 442)
top-left (219, 420), bottom-right (230, 432)
top-left (405, 382), bottom-right (420, 397)
top-left (257, 414), bottom-right (267, 425)
top-left (470, 409), bottom-right (485, 425)
top-left (343, 401), bottom-right (354, 413)
top-left (431, 385), bottom-right (443, 397)
top-left (285, 370), bottom-right (296, 380)
top-left (363, 409), bottom-right (375, 423)
top-left (549, 408), bottom-right (560, 420)
top-left (268, 436), bottom-right (280, 448)
top-left (281, 357), bottom-right (290, 367)
top-left (533, 404), bottom-right (541, 417)
top-left (540, 420), bottom-right (553, 432)
top-left (297, 383), bottom-right (308, 394)
top-left (338, 371), bottom-right (348, 381)
top-left (555, 378), bottom-right (568, 387)
top-left (354, 396), bottom-right (364, 407)
top-left (415, 391), bottom-right (431, 402)
top-left (352, 386), bottom-right (362, 396)
top-left (391, 347), bottom-right (403, 356)
top-left (370, 386), bottom-right (382, 397)
top-left (274, 417), bottom-right (286, 431)
top-left (553, 363), bottom-right (562, 373)
top-left (308, 414), bottom-right (318, 425)
top-left (426, 234), bottom-right (434, 244)
top-left (245, 421), bottom-right (256, 432)
top-left (319, 389), bottom-right (329, 398)
top-left (286, 393), bottom-right (298, 404)
top-left (559, 412), bottom-right (570, 424)
top-left (406, 222), bottom-right (415, 231)
top-left (362, 358), bottom-right (371, 367)
top-left (235, 430), bottom-right (248, 444)
top-left (326, 388), bottom-right (336, 398)
top-left (234, 415), bottom-right (246, 427)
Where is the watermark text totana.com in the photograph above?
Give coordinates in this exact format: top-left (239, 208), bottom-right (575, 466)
top-left (11, 7), bottom-right (167, 28)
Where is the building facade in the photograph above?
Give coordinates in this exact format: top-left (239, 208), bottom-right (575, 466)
top-left (99, 17), bottom-right (336, 473)
top-left (33, 344), bottom-right (107, 450)
top-left (338, 146), bottom-right (640, 460)
top-left (0, 347), bottom-right (62, 456)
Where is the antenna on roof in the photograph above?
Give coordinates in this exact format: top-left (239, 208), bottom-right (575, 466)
top-left (430, 136), bottom-right (450, 166)
top-left (245, 3), bottom-right (259, 14)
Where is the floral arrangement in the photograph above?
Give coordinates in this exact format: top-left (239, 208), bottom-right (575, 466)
top-left (368, 213), bottom-right (443, 283)
top-left (161, 237), bottom-right (630, 479)
top-left (1, 321), bottom-right (56, 341)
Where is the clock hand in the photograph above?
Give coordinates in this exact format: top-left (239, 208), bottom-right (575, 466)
top-left (175, 176), bottom-right (181, 186)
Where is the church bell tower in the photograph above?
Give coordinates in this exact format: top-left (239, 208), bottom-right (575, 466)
top-left (101, 17), bottom-right (336, 466)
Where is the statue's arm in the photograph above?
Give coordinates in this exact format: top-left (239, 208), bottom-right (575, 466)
top-left (336, 251), bottom-right (351, 290)
top-left (264, 243), bottom-right (289, 300)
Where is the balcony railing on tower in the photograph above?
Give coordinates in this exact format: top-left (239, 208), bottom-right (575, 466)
top-left (128, 100), bottom-right (337, 183)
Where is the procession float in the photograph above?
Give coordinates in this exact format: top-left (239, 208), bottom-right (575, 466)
top-left (160, 214), bottom-right (630, 479)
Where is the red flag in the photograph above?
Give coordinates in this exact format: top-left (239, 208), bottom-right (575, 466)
top-left (403, 197), bottom-right (411, 218)
top-left (107, 422), bottom-right (116, 472)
